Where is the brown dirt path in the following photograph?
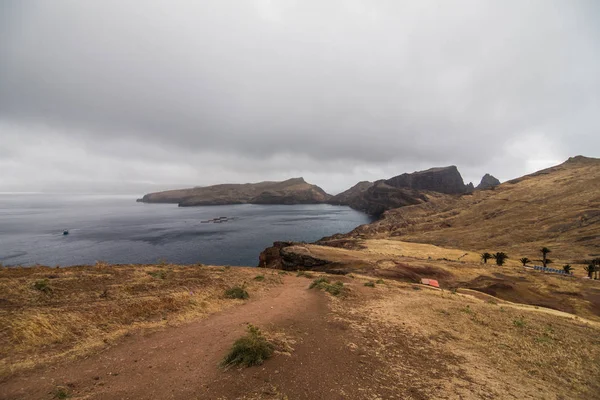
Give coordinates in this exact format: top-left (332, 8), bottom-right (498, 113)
top-left (1, 276), bottom-right (316, 399)
top-left (1, 276), bottom-right (389, 400)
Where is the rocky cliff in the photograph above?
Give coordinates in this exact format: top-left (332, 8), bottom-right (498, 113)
top-left (476, 173), bottom-right (500, 190)
top-left (327, 166), bottom-right (471, 216)
top-left (139, 177), bottom-right (332, 207)
top-left (328, 181), bottom-right (432, 216)
top-left (384, 166), bottom-right (472, 194)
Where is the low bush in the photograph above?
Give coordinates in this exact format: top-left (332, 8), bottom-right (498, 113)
top-left (254, 275), bottom-right (265, 281)
top-left (224, 286), bottom-right (249, 300)
top-left (296, 271), bottom-right (314, 278)
top-left (513, 317), bottom-right (526, 328)
top-left (309, 277), bottom-right (347, 297)
top-left (364, 281), bottom-right (375, 287)
top-left (33, 279), bottom-right (51, 293)
top-left (220, 324), bottom-right (274, 369)
top-left (147, 270), bottom-right (167, 279)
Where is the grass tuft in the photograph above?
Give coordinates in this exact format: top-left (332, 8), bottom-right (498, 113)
top-left (147, 270), bottom-right (167, 279)
top-left (296, 271), bottom-right (314, 278)
top-left (309, 277), bottom-right (347, 297)
top-left (53, 387), bottom-right (69, 399)
top-left (364, 281), bottom-right (376, 287)
top-left (224, 286), bottom-right (249, 300)
top-left (220, 324), bottom-right (274, 369)
top-left (254, 275), bottom-right (265, 282)
top-left (32, 279), bottom-right (51, 293)
top-left (513, 317), bottom-right (526, 328)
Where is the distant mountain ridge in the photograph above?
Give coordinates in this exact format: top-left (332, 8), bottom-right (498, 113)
top-left (139, 177), bottom-right (331, 207)
top-left (323, 156), bottom-right (600, 260)
top-left (327, 165), bottom-right (484, 216)
top-left (140, 166), bottom-right (499, 213)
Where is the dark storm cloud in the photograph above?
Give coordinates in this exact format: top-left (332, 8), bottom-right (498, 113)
top-left (1, 0), bottom-right (599, 193)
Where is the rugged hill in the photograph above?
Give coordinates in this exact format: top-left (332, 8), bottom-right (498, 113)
top-left (328, 181), bottom-right (374, 205)
top-left (328, 181), bottom-right (443, 216)
top-left (327, 156), bottom-right (600, 261)
top-left (327, 165), bottom-right (473, 215)
top-left (385, 165), bottom-right (473, 194)
top-left (476, 173), bottom-right (501, 190)
top-left (139, 177), bottom-right (331, 207)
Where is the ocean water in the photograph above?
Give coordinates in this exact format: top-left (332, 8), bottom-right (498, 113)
top-left (0, 194), bottom-right (372, 267)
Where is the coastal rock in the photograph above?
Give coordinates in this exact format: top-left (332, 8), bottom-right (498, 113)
top-left (384, 166), bottom-right (471, 194)
top-left (328, 181), bottom-right (429, 216)
top-left (476, 174), bottom-right (500, 190)
top-left (139, 177), bottom-right (331, 207)
top-left (258, 241), bottom-right (331, 270)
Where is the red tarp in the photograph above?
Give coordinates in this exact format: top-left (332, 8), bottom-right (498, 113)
top-left (420, 278), bottom-right (440, 288)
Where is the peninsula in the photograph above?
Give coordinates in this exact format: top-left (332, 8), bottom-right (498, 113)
top-left (138, 177), bottom-right (331, 207)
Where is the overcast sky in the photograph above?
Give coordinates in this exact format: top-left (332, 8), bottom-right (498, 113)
top-left (1, 1), bottom-right (598, 194)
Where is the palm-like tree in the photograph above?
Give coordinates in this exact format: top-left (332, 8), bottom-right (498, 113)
top-left (563, 264), bottom-right (574, 274)
top-left (481, 253), bottom-right (492, 264)
top-left (540, 247), bottom-right (551, 267)
top-left (519, 257), bottom-right (531, 267)
top-left (585, 264), bottom-right (595, 279)
top-left (493, 252), bottom-right (508, 266)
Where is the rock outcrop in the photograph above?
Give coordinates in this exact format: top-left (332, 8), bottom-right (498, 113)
top-left (476, 174), bottom-right (500, 190)
top-left (327, 166), bottom-right (471, 216)
top-left (384, 166), bottom-right (472, 194)
top-left (258, 241), bottom-right (332, 270)
top-left (139, 177), bottom-right (332, 207)
top-left (327, 181), bottom-right (374, 206)
top-left (328, 181), bottom-right (430, 216)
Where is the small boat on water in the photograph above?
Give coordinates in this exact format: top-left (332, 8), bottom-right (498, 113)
top-left (63, 230), bottom-right (69, 235)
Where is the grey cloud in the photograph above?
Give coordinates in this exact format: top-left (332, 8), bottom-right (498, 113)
top-left (1, 0), bottom-right (599, 194)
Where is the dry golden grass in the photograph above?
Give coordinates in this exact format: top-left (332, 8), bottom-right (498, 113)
top-left (341, 156), bottom-right (600, 264)
top-left (331, 276), bottom-right (600, 399)
top-left (0, 264), bottom-right (282, 378)
top-left (283, 240), bottom-right (600, 322)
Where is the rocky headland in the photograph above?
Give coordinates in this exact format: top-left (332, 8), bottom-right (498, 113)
top-left (138, 177), bottom-right (331, 207)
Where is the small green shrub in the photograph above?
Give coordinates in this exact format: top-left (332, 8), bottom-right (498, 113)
top-left (254, 275), bottom-right (265, 281)
top-left (147, 270), bottom-right (167, 279)
top-left (309, 278), bottom-right (346, 296)
top-left (220, 324), bottom-right (274, 369)
top-left (53, 387), bottom-right (69, 399)
top-left (364, 281), bottom-right (375, 287)
top-left (224, 286), bottom-right (249, 300)
top-left (296, 271), bottom-right (314, 278)
top-left (460, 305), bottom-right (473, 314)
top-left (33, 279), bottom-right (51, 293)
top-left (309, 276), bottom-right (330, 289)
top-left (375, 279), bottom-right (384, 284)
top-left (513, 317), bottom-right (526, 328)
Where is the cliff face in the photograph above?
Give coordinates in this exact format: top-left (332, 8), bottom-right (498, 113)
top-left (476, 174), bottom-right (500, 190)
top-left (328, 181), bottom-right (431, 216)
top-left (384, 166), bottom-right (472, 194)
top-left (329, 156), bottom-right (600, 261)
top-left (328, 181), bottom-right (374, 206)
top-left (139, 177), bottom-right (332, 207)
top-left (327, 166), bottom-right (470, 216)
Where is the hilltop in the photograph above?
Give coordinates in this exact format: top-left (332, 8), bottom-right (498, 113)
top-left (138, 177), bottom-right (331, 207)
top-left (322, 156), bottom-right (600, 261)
top-left (327, 165), bottom-right (493, 216)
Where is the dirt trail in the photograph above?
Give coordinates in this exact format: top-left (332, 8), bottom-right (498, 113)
top-left (1, 276), bottom-right (327, 399)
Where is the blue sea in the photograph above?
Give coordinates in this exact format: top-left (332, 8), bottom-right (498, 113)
top-left (0, 194), bottom-right (372, 267)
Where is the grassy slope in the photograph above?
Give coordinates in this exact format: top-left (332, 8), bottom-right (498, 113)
top-left (345, 156), bottom-right (600, 262)
top-left (0, 264), bottom-right (281, 377)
